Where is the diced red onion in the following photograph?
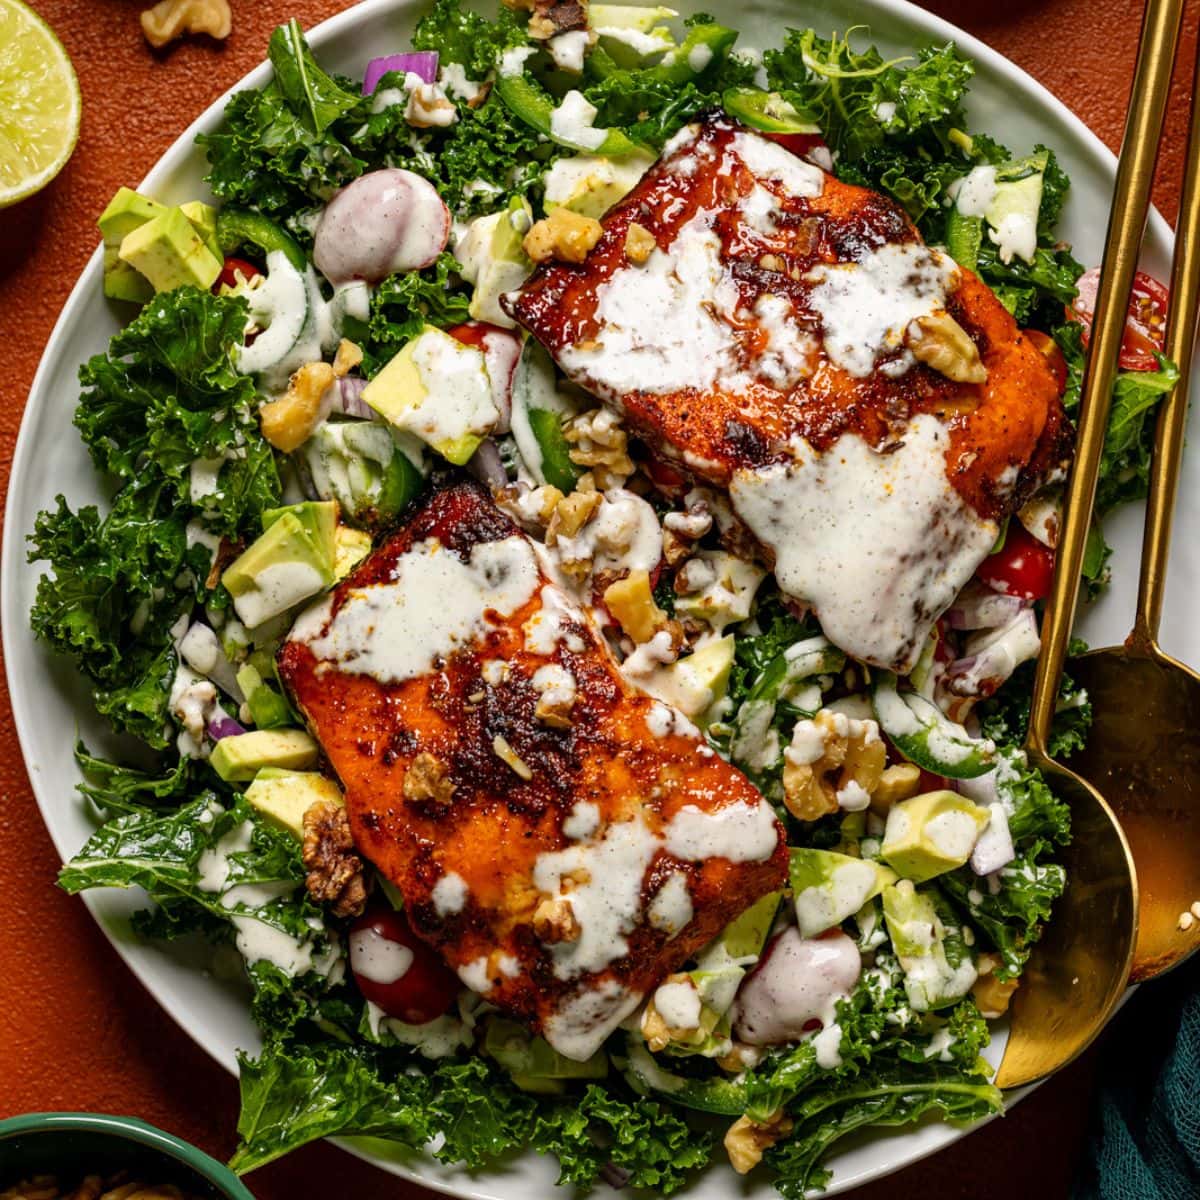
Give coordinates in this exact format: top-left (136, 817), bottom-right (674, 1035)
top-left (363, 52), bottom-right (439, 94)
top-left (466, 438), bottom-right (508, 490)
top-left (337, 375), bottom-right (375, 419)
top-left (945, 583), bottom-right (1026, 631)
top-left (208, 710), bottom-right (246, 740)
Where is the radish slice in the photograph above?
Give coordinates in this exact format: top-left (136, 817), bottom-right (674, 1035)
top-left (314, 169), bottom-right (451, 285)
top-left (480, 328), bottom-right (521, 434)
top-left (363, 51), bottom-right (439, 93)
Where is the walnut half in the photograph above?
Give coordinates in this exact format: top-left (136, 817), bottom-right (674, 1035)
top-left (141, 0), bottom-right (232, 48)
top-left (403, 752), bottom-right (456, 806)
top-left (301, 800), bottom-right (368, 919)
top-left (724, 1110), bottom-right (794, 1175)
top-left (782, 710), bottom-right (885, 821)
top-left (907, 311), bottom-right (988, 385)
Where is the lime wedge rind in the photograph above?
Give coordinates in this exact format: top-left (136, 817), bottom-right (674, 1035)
top-left (0, 0), bottom-right (81, 208)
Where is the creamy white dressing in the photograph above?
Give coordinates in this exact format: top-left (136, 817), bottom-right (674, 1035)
top-left (189, 457), bottom-right (223, 503)
top-left (557, 212), bottom-right (741, 397)
top-left (647, 870), bottom-right (693, 937)
top-left (532, 663), bottom-right (577, 711)
top-left (392, 330), bottom-right (498, 450)
top-left (687, 42), bottom-right (713, 72)
top-left (805, 242), bottom-right (957, 378)
top-left (664, 801), bottom-right (778, 864)
top-left (654, 978), bottom-right (702, 1029)
top-left (595, 25), bottom-right (671, 56)
top-left (754, 293), bottom-right (816, 390)
top-left (349, 926), bottom-right (415, 984)
top-left (231, 560), bottom-right (326, 631)
top-left (499, 45), bottom-right (537, 77)
top-left (563, 799), bottom-right (601, 840)
top-left (645, 700), bottom-right (701, 740)
top-left (732, 131), bottom-right (825, 197)
top-left (313, 168), bottom-right (450, 286)
top-left (794, 859), bottom-right (883, 938)
top-left (548, 30), bottom-right (590, 72)
top-left (532, 817), bottom-right (659, 978)
top-left (295, 536), bottom-right (539, 684)
top-left (729, 414), bottom-right (999, 671)
top-left (552, 487), bottom-right (662, 581)
top-left (523, 584), bottom-right (588, 655)
top-left (989, 211), bottom-right (1038, 265)
top-left (549, 90), bottom-right (609, 151)
top-left (432, 871), bottom-right (469, 916)
top-left (542, 978), bottom-right (644, 1061)
top-left (952, 164), bottom-right (998, 217)
top-left (439, 62), bottom-right (484, 103)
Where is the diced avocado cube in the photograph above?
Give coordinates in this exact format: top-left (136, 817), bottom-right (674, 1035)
top-left (118, 205), bottom-right (223, 294)
top-left (699, 889), bottom-right (780, 968)
top-left (98, 186), bottom-right (168, 246)
top-left (455, 199), bottom-right (534, 329)
top-left (180, 200), bottom-right (223, 261)
top-left (245, 767), bottom-right (342, 838)
top-left (362, 325), bottom-right (498, 465)
top-left (881, 790), bottom-right (990, 883)
top-left (210, 728), bottom-right (319, 782)
top-left (234, 663), bottom-right (294, 730)
top-left (102, 245), bottom-right (154, 304)
top-left (486, 1018), bottom-right (607, 1093)
top-left (650, 635), bottom-right (735, 724)
top-left (262, 500), bottom-right (339, 553)
top-left (790, 848), bottom-right (896, 938)
top-left (543, 153), bottom-right (655, 219)
top-left (882, 880), bottom-right (978, 1011)
top-left (334, 526), bottom-right (372, 580)
top-left (221, 510), bottom-right (336, 630)
top-left (590, 4), bottom-right (678, 32)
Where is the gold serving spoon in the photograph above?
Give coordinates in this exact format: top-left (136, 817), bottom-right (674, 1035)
top-left (1065, 18), bottom-right (1200, 984)
top-left (992, 0), bottom-right (1189, 1088)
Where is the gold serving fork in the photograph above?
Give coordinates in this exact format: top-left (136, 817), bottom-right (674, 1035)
top-left (994, 0), bottom-right (1192, 1088)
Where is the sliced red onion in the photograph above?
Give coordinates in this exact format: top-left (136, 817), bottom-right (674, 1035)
top-left (180, 621), bottom-right (245, 702)
top-left (945, 609), bottom-right (1040, 699)
top-left (337, 375), bottom-right (375, 419)
top-left (208, 709), bottom-right (246, 740)
top-left (466, 438), bottom-right (508, 490)
top-left (363, 52), bottom-right (439, 94)
top-left (945, 582), bottom-right (1026, 631)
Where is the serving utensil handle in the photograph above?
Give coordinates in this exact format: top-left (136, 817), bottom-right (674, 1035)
top-left (1131, 32), bottom-right (1200, 653)
top-left (1027, 0), bottom-right (1185, 758)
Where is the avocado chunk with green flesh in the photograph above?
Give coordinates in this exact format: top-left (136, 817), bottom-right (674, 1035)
top-left (334, 526), bottom-right (372, 580)
top-left (180, 199), bottom-right (223, 261)
top-left (210, 728), bottom-right (319, 782)
top-left (102, 246), bottom-right (154, 304)
top-left (245, 768), bottom-right (342, 838)
top-left (882, 880), bottom-right (978, 1011)
top-left (881, 790), bottom-right (991, 883)
top-left (118, 206), bottom-right (222, 294)
top-left (457, 199), bottom-right (533, 329)
top-left (486, 1019), bottom-right (607, 1093)
top-left (222, 510), bottom-right (336, 630)
top-left (642, 635), bottom-right (735, 725)
top-left (543, 153), bottom-right (655, 219)
top-left (362, 325), bottom-right (497, 466)
top-left (98, 186), bottom-right (168, 246)
top-left (235, 663), bottom-right (295, 730)
top-left (790, 848), bottom-right (897, 938)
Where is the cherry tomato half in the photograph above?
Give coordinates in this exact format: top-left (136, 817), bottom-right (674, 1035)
top-left (1023, 329), bottom-right (1069, 394)
top-left (645, 455), bottom-right (688, 491)
top-left (976, 521), bottom-right (1055, 601)
top-left (445, 320), bottom-right (504, 350)
top-left (215, 256), bottom-right (262, 291)
top-left (1067, 267), bottom-right (1169, 371)
top-left (763, 131), bottom-right (829, 161)
top-left (348, 905), bottom-right (459, 1025)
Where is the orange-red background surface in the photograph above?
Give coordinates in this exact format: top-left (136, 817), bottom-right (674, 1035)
top-left (0, 2), bottom-right (1194, 1196)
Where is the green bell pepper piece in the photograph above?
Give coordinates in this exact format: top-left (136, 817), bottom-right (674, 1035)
top-left (945, 207), bottom-right (983, 272)
top-left (870, 671), bottom-right (996, 779)
top-left (493, 73), bottom-right (642, 156)
top-left (527, 407), bottom-right (581, 493)
top-left (722, 87), bottom-right (821, 134)
top-left (216, 208), bottom-right (307, 273)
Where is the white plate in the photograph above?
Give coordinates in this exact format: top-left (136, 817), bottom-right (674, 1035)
top-left (2, 0), bottom-right (1185, 1195)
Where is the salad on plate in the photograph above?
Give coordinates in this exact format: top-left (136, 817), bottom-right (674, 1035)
top-left (31, 1), bottom-right (1177, 1193)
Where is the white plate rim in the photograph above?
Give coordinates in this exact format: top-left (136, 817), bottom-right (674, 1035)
top-left (1, 0), bottom-right (1172, 1196)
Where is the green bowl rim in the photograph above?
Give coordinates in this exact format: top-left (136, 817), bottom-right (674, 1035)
top-left (0, 1113), bottom-right (255, 1200)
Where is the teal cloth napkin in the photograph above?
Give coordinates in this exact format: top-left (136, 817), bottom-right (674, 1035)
top-left (1074, 955), bottom-right (1200, 1200)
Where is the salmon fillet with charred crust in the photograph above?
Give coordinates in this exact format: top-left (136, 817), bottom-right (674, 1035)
top-left (277, 481), bottom-right (787, 1060)
top-left (504, 113), bottom-right (1070, 672)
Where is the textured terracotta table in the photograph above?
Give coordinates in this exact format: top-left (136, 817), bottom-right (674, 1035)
top-left (0, 1), bottom-right (1193, 1196)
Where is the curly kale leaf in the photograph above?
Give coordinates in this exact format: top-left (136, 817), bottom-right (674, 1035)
top-left (74, 741), bottom-right (199, 817)
top-left (413, 0), bottom-right (527, 79)
top-left (766, 1065), bottom-right (1002, 1196)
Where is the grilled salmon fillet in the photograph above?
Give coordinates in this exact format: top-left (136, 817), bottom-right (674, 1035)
top-left (504, 113), bottom-right (1070, 671)
top-left (277, 481), bottom-right (787, 1060)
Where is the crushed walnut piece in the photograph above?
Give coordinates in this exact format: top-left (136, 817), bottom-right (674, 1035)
top-left (259, 361), bottom-right (335, 453)
top-left (971, 952), bottom-right (1020, 1017)
top-left (403, 751), bottom-right (456, 806)
top-left (724, 1110), bottom-right (794, 1175)
top-left (523, 206), bottom-right (603, 264)
top-left (782, 709), bottom-right (886, 822)
top-left (546, 487), bottom-right (602, 547)
top-left (870, 762), bottom-right (923, 814)
top-left (625, 222), bottom-right (657, 264)
top-left (332, 338), bottom-right (363, 377)
top-left (533, 896), bottom-right (581, 943)
top-left (565, 407), bottom-right (635, 490)
top-left (504, 0), bottom-right (589, 39)
top-left (302, 800), bottom-right (368, 919)
top-left (141, 0), bottom-right (231, 48)
top-left (906, 310), bottom-right (988, 384)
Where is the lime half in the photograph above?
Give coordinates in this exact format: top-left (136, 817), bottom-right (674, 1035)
top-left (0, 0), bottom-right (80, 208)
